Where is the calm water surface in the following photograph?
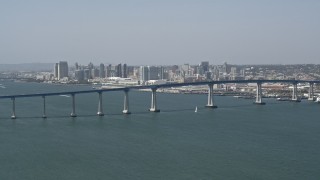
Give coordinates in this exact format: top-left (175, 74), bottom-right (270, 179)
top-left (0, 81), bottom-right (320, 180)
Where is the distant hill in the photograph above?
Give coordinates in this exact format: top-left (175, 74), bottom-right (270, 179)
top-left (0, 63), bottom-right (54, 72)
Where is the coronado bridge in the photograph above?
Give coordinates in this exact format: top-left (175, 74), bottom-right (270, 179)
top-left (0, 79), bottom-right (319, 119)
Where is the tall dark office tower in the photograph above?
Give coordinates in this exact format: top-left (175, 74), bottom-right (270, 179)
top-left (122, 63), bottom-right (127, 78)
top-left (200, 61), bottom-right (209, 73)
top-left (75, 62), bottom-right (79, 70)
top-left (106, 64), bottom-right (112, 77)
top-left (127, 66), bottom-right (134, 77)
top-left (116, 64), bottom-right (122, 77)
top-left (149, 66), bottom-right (159, 80)
top-left (54, 63), bottom-right (59, 78)
top-left (58, 61), bottom-right (68, 80)
top-left (99, 63), bottom-right (105, 78)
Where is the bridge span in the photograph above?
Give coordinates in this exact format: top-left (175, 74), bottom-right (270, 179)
top-left (0, 80), bottom-right (319, 119)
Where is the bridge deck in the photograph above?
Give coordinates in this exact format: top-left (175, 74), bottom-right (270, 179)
top-left (0, 80), bottom-right (319, 99)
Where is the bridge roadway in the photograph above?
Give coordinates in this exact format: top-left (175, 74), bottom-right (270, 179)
top-left (0, 79), bottom-right (319, 119)
top-left (0, 79), bottom-right (319, 99)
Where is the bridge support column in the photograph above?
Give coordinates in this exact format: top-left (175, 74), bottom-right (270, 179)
top-left (70, 94), bottom-right (77, 117)
top-left (42, 96), bottom-right (47, 118)
top-left (205, 84), bottom-right (217, 108)
top-left (308, 82), bottom-right (314, 101)
top-left (254, 82), bottom-right (265, 105)
top-left (11, 97), bottom-right (16, 119)
top-left (123, 89), bottom-right (131, 114)
top-left (149, 88), bottom-right (160, 112)
top-left (97, 92), bottom-right (104, 116)
top-left (291, 82), bottom-right (300, 102)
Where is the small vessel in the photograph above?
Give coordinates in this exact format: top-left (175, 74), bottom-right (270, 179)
top-left (195, 106), bottom-right (198, 113)
top-left (233, 96), bottom-right (242, 98)
top-left (59, 95), bottom-right (70, 98)
top-left (315, 97), bottom-right (320, 103)
top-left (276, 97), bottom-right (290, 101)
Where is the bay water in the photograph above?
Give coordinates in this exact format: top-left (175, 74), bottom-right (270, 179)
top-left (0, 81), bottom-right (320, 179)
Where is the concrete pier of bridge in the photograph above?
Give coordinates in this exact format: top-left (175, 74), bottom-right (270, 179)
top-left (97, 92), bottom-right (104, 116)
top-left (254, 82), bottom-right (265, 105)
top-left (291, 82), bottom-right (300, 102)
top-left (205, 84), bottom-right (218, 108)
top-left (149, 87), bottom-right (160, 112)
top-left (123, 89), bottom-right (131, 114)
top-left (42, 96), bottom-right (47, 118)
top-left (11, 97), bottom-right (16, 119)
top-left (70, 94), bottom-right (77, 117)
top-left (308, 82), bottom-right (314, 101)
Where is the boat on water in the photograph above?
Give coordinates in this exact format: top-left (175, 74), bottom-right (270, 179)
top-left (233, 96), bottom-right (243, 98)
top-left (315, 97), bottom-right (320, 103)
top-left (276, 97), bottom-right (290, 101)
top-left (195, 106), bottom-right (198, 113)
top-left (59, 95), bottom-right (70, 98)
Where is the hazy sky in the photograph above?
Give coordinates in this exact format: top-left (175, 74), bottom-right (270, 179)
top-left (1, 0), bottom-right (319, 65)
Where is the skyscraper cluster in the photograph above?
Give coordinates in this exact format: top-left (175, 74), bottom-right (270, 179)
top-left (52, 60), bottom-right (246, 84)
top-left (72, 62), bottom-right (129, 82)
top-left (139, 66), bottom-right (165, 83)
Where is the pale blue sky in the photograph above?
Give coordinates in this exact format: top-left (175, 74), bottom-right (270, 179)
top-left (1, 0), bottom-right (319, 65)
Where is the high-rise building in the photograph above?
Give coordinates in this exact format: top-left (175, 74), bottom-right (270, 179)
top-left (240, 69), bottom-right (245, 77)
top-left (58, 61), bottom-right (68, 80)
top-left (116, 64), bottom-right (122, 77)
top-left (200, 61), bottom-right (209, 73)
top-left (222, 62), bottom-right (230, 74)
top-left (213, 66), bottom-right (219, 80)
top-left (99, 63), bottom-right (105, 78)
top-left (231, 67), bottom-right (237, 76)
top-left (75, 70), bottom-right (84, 81)
top-left (230, 66), bottom-right (237, 80)
top-left (180, 64), bottom-right (190, 76)
top-left (54, 63), bottom-right (59, 78)
top-left (127, 66), bottom-right (134, 77)
top-left (88, 62), bottom-right (94, 70)
top-left (149, 66), bottom-right (159, 80)
top-left (205, 71), bottom-right (212, 80)
top-left (159, 66), bottom-right (165, 80)
top-left (122, 63), bottom-right (127, 78)
top-left (106, 64), bottom-right (112, 77)
top-left (140, 66), bottom-right (149, 81)
top-left (91, 68), bottom-right (99, 79)
top-left (84, 69), bottom-right (90, 80)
